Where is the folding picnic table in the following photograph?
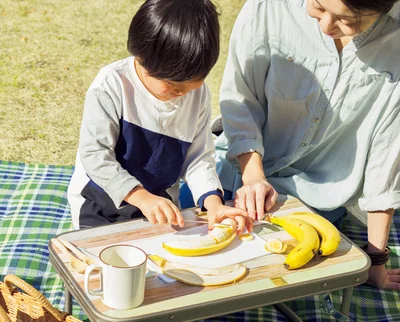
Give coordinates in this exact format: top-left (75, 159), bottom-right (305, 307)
top-left (49, 195), bottom-right (369, 322)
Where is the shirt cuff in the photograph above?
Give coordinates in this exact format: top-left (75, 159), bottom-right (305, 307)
top-left (198, 189), bottom-right (224, 211)
top-left (359, 192), bottom-right (400, 212)
top-left (227, 139), bottom-right (265, 162)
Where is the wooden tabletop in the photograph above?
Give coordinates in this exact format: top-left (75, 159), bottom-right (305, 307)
top-left (49, 195), bottom-right (370, 322)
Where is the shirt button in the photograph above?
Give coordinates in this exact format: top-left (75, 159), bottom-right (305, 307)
top-left (374, 74), bottom-right (381, 81)
top-left (287, 56), bottom-right (294, 62)
top-left (301, 143), bottom-right (307, 147)
top-left (313, 117), bottom-right (320, 123)
top-left (324, 89), bottom-right (331, 95)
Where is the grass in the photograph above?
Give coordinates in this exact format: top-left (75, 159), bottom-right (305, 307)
top-left (0, 0), bottom-right (245, 165)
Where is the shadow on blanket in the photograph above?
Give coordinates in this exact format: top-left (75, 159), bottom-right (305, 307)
top-left (1, 160), bottom-right (399, 322)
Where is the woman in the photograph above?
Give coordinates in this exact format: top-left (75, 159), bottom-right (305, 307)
top-left (216, 0), bottom-right (400, 289)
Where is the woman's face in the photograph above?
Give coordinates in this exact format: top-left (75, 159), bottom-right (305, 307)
top-left (307, 0), bottom-right (381, 38)
top-left (134, 60), bottom-right (204, 102)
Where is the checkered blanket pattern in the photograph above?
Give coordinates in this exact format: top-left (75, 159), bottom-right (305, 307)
top-left (1, 160), bottom-right (399, 322)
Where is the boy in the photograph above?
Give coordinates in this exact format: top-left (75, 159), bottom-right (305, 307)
top-left (67, 0), bottom-right (251, 233)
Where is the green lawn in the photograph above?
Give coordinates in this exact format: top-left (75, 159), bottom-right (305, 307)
top-left (0, 0), bottom-right (245, 165)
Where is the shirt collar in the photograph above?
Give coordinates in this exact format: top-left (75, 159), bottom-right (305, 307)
top-left (352, 14), bottom-right (384, 48)
top-left (388, 2), bottom-right (400, 20)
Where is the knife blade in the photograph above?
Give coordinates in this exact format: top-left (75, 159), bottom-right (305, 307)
top-left (183, 220), bottom-right (235, 227)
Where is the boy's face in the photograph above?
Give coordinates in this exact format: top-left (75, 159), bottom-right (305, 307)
top-left (135, 60), bottom-right (204, 101)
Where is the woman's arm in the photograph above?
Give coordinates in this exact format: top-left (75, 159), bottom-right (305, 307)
top-left (367, 209), bottom-right (394, 252)
top-left (366, 209), bottom-right (400, 290)
top-left (235, 152), bottom-right (278, 220)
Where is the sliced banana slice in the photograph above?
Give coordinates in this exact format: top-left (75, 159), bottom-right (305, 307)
top-left (238, 233), bottom-right (255, 241)
top-left (264, 238), bottom-right (287, 254)
top-left (149, 255), bottom-right (247, 286)
top-left (195, 211), bottom-right (208, 217)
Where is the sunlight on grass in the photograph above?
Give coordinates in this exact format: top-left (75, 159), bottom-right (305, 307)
top-left (0, 0), bottom-right (245, 165)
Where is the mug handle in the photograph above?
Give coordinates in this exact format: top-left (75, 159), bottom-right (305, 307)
top-left (84, 263), bottom-right (103, 298)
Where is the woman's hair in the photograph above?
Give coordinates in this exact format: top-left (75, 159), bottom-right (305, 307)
top-left (127, 0), bottom-right (220, 82)
top-left (342, 0), bottom-right (397, 14)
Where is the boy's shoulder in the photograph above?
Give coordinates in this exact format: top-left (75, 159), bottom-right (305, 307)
top-left (89, 57), bottom-right (133, 90)
top-left (97, 57), bottom-right (131, 79)
top-left (191, 81), bottom-right (211, 107)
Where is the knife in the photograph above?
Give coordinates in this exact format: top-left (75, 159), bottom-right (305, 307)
top-left (183, 220), bottom-right (235, 227)
top-left (184, 219), bottom-right (274, 227)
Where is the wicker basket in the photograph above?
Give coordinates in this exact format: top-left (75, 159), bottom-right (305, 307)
top-left (0, 274), bottom-right (82, 322)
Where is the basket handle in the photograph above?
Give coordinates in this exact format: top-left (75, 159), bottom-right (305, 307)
top-left (4, 274), bottom-right (66, 321)
top-left (0, 305), bottom-right (12, 322)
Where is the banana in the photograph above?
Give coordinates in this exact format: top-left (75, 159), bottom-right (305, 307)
top-left (270, 217), bottom-right (320, 269)
top-left (238, 233), bottom-right (255, 241)
top-left (149, 255), bottom-right (247, 286)
top-left (287, 212), bottom-right (341, 256)
top-left (162, 218), bottom-right (237, 256)
top-left (264, 237), bottom-right (287, 254)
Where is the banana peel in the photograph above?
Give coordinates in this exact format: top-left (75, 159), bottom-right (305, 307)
top-left (149, 255), bottom-right (247, 286)
top-left (163, 218), bottom-right (238, 256)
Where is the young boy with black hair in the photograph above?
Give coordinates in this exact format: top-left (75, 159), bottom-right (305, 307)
top-left (68, 0), bottom-right (252, 233)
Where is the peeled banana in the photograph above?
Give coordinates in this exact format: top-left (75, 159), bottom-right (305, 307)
top-left (287, 212), bottom-right (341, 256)
top-left (149, 255), bottom-right (247, 286)
top-left (162, 218), bottom-right (237, 256)
top-left (270, 217), bottom-right (320, 269)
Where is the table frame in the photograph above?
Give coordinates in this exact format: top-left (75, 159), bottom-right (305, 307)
top-left (49, 207), bottom-right (370, 322)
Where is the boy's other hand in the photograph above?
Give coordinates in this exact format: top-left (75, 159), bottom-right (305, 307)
top-left (125, 187), bottom-right (184, 227)
top-left (207, 204), bottom-right (253, 235)
top-left (140, 195), bottom-right (184, 227)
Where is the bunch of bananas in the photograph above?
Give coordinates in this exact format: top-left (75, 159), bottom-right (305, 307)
top-left (270, 212), bottom-right (341, 270)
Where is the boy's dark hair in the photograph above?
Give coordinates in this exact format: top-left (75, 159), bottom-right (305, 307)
top-left (343, 0), bottom-right (397, 14)
top-left (127, 0), bottom-right (220, 82)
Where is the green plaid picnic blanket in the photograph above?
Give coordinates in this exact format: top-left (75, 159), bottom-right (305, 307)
top-left (1, 160), bottom-right (399, 322)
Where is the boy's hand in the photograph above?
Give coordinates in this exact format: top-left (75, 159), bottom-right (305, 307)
top-left (125, 187), bottom-right (184, 227)
top-left (207, 204), bottom-right (252, 234)
top-left (204, 195), bottom-right (252, 234)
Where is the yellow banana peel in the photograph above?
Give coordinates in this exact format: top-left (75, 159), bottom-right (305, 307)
top-left (149, 254), bottom-right (247, 286)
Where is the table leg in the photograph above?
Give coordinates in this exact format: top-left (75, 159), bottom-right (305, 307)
top-left (340, 287), bottom-right (353, 316)
top-left (274, 303), bottom-right (303, 322)
top-left (64, 287), bottom-right (73, 314)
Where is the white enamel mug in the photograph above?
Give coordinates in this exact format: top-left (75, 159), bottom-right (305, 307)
top-left (84, 244), bottom-right (147, 310)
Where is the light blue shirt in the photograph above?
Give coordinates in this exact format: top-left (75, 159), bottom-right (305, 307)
top-left (216, 0), bottom-right (400, 212)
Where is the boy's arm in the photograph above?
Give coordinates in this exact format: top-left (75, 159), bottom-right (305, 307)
top-left (79, 88), bottom-right (141, 208)
top-left (181, 85), bottom-right (223, 209)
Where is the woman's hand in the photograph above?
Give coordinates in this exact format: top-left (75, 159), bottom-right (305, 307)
top-left (237, 151), bottom-right (278, 221)
top-left (367, 264), bottom-right (400, 290)
top-left (125, 186), bottom-right (184, 227)
top-left (234, 177), bottom-right (278, 221)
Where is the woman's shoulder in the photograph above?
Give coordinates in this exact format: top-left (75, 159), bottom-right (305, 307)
top-left (238, 0), bottom-right (307, 25)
